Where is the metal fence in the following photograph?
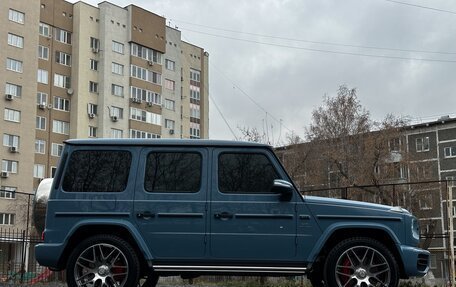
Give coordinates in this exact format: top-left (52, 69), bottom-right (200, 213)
top-left (0, 181), bottom-right (453, 285)
top-left (303, 180), bottom-right (453, 282)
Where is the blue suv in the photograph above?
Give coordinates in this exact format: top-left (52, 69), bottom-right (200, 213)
top-left (35, 139), bottom-right (429, 287)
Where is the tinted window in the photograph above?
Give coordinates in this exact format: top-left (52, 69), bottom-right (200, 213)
top-left (62, 150), bottom-right (131, 192)
top-left (145, 152), bottom-right (201, 192)
top-left (218, 153), bottom-right (279, 193)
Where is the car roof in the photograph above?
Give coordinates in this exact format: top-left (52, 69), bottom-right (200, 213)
top-left (65, 138), bottom-right (271, 149)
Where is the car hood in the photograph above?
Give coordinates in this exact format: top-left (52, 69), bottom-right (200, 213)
top-left (302, 195), bottom-right (407, 217)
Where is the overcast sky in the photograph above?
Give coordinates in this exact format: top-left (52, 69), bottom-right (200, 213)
top-left (69, 0), bottom-right (456, 144)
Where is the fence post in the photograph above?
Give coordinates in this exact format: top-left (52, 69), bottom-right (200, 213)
top-left (449, 185), bottom-right (455, 287)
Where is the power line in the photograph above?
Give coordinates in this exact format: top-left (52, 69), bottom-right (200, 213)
top-left (209, 94), bottom-right (239, 140)
top-left (377, 0), bottom-right (456, 15)
top-left (180, 27), bottom-right (456, 63)
top-left (171, 18), bottom-right (456, 55)
top-left (210, 63), bottom-right (294, 134)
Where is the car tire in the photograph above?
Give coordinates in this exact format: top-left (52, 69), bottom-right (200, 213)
top-left (66, 234), bottom-right (140, 287)
top-left (323, 237), bottom-right (399, 287)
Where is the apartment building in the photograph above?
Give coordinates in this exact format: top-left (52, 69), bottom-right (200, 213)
top-left (0, 0), bottom-right (209, 231)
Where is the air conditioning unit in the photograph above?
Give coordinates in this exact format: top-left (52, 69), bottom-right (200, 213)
top-left (5, 94), bottom-right (13, 101)
top-left (135, 98), bottom-right (142, 104)
top-left (92, 47), bottom-right (99, 53)
top-left (147, 61), bottom-right (154, 66)
top-left (169, 129), bottom-right (175, 135)
top-left (67, 88), bottom-right (74, 95)
top-left (38, 103), bottom-right (46, 109)
top-left (111, 116), bottom-right (118, 122)
top-left (88, 113), bottom-right (95, 119)
top-left (147, 102), bottom-right (153, 107)
top-left (9, 146), bottom-right (18, 153)
top-left (0, 172), bottom-right (8, 178)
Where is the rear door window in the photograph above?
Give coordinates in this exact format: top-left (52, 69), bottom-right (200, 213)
top-left (144, 152), bottom-right (201, 193)
top-left (62, 150), bottom-right (131, 192)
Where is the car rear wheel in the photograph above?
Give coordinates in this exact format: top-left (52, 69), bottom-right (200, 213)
top-left (66, 235), bottom-right (140, 287)
top-left (324, 237), bottom-right (399, 287)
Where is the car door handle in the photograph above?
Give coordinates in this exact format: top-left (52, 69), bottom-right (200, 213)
top-left (136, 211), bottom-right (155, 219)
top-left (214, 212), bottom-right (234, 220)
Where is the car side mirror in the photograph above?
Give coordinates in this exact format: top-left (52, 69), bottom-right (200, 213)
top-left (271, 179), bottom-right (293, 201)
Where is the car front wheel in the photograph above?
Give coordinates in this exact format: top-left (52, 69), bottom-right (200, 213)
top-left (324, 237), bottom-right (399, 287)
top-left (66, 235), bottom-right (140, 287)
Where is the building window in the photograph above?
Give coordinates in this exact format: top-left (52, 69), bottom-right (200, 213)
top-left (39, 22), bottom-right (50, 37)
top-left (2, 160), bottom-right (18, 173)
top-left (89, 126), bottom-right (97, 138)
top-left (55, 51), bottom-right (72, 66)
top-left (111, 106), bottom-right (123, 119)
top-left (54, 74), bottom-right (71, 89)
top-left (3, 134), bottom-right (19, 148)
top-left (190, 104), bottom-right (201, 119)
top-left (38, 45), bottom-right (49, 60)
top-left (190, 86), bottom-right (200, 101)
top-left (89, 81), bottom-right (98, 93)
top-left (190, 127), bottom-right (200, 139)
top-left (9, 9), bottom-right (24, 24)
top-left (36, 116), bottom-right (46, 130)
top-left (164, 99), bottom-right (175, 111)
top-left (35, 139), bottom-right (46, 154)
top-left (112, 62), bottom-right (124, 75)
top-left (164, 79), bottom-right (175, 91)
top-left (34, 164), bottom-right (45, 178)
top-left (6, 58), bottom-right (22, 73)
top-left (87, 103), bottom-right (98, 115)
top-left (130, 65), bottom-right (161, 85)
top-left (111, 84), bottom-right (124, 97)
top-left (130, 86), bottom-right (161, 104)
top-left (8, 33), bottom-right (24, 48)
top-left (447, 176), bottom-right (456, 187)
top-left (444, 147), bottom-right (456, 158)
top-left (111, 129), bottom-right (123, 139)
top-left (389, 138), bottom-right (401, 152)
top-left (130, 108), bottom-right (161, 126)
top-left (5, 83), bottom-right (22, 98)
top-left (55, 28), bottom-right (72, 44)
top-left (51, 167), bottom-right (57, 178)
top-left (53, 96), bottom-right (70, 112)
top-left (131, 43), bottom-right (162, 64)
top-left (416, 137), bottom-right (430, 152)
top-left (0, 186), bottom-right (16, 199)
top-left (165, 119), bottom-right (175, 130)
top-left (90, 37), bottom-right (99, 50)
top-left (112, 41), bottom-right (124, 54)
top-left (51, 143), bottom-right (64, 157)
top-left (52, 120), bottom-right (70, 135)
top-left (36, 92), bottom-right (48, 105)
top-left (37, 69), bottom-right (48, 84)
top-left (190, 69), bottom-right (201, 83)
top-left (0, 213), bottom-right (15, 225)
top-left (165, 59), bottom-right (175, 71)
top-left (4, 109), bottom-right (20, 123)
top-left (130, 129), bottom-right (160, 139)
top-left (90, 59), bottom-right (98, 71)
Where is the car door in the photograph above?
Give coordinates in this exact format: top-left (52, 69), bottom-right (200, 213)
top-left (134, 147), bottom-right (208, 260)
top-left (210, 148), bottom-right (297, 262)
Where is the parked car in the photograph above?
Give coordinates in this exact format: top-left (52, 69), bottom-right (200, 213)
top-left (35, 139), bottom-right (429, 287)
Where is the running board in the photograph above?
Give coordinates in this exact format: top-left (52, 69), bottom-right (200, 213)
top-left (153, 265), bottom-right (307, 274)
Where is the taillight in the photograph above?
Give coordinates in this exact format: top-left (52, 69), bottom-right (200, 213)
top-left (41, 231), bottom-right (45, 241)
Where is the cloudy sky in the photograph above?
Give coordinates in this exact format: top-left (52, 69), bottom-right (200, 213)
top-left (69, 0), bottom-right (456, 144)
